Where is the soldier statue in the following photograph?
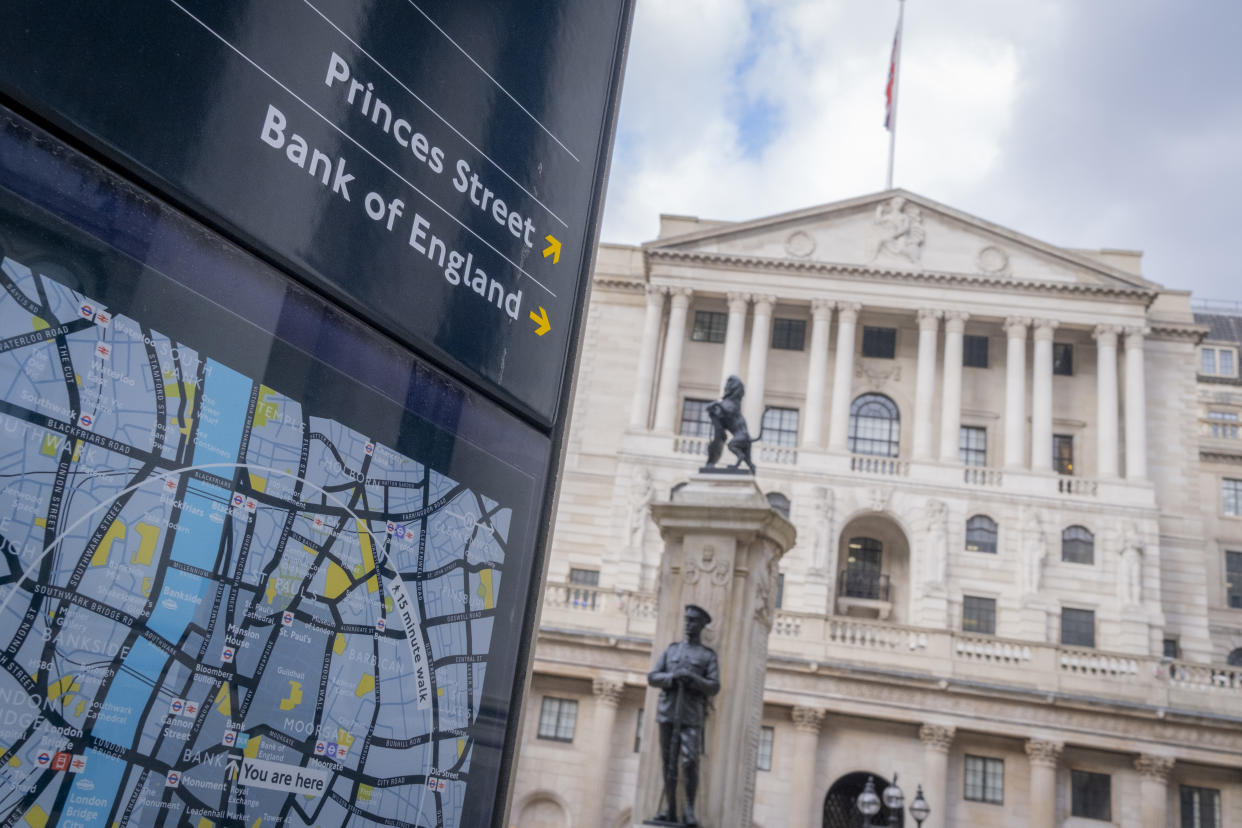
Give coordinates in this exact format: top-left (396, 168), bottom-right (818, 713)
top-left (704, 375), bottom-right (756, 473)
top-left (647, 604), bottom-right (720, 826)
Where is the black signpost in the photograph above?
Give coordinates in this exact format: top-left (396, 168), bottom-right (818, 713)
top-left (0, 1), bottom-right (633, 826)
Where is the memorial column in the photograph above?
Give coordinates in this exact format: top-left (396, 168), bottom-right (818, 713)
top-left (1025, 740), bottom-right (1062, 828)
top-left (1125, 327), bottom-right (1149, 480)
top-left (919, 725), bottom-right (955, 828)
top-left (802, 300), bottom-right (834, 448)
top-left (1031, 320), bottom-right (1059, 472)
top-left (938, 312), bottom-right (969, 462)
top-left (827, 302), bottom-right (860, 452)
top-left (912, 309), bottom-right (941, 460)
top-left (1094, 325), bottom-right (1121, 478)
top-left (786, 707), bottom-right (826, 828)
top-left (1003, 317), bottom-right (1030, 469)
top-left (743, 294), bottom-right (776, 430)
top-left (629, 286), bottom-right (668, 430)
top-left (652, 287), bottom-right (693, 433)
top-left (1135, 754), bottom-right (1174, 828)
top-left (720, 292), bottom-right (750, 389)
top-left (585, 678), bottom-right (625, 828)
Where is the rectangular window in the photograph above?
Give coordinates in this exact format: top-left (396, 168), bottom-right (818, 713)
top-left (1223, 478), bottom-right (1242, 517)
top-left (964, 755), bottom-right (1004, 804)
top-left (633, 708), bottom-right (643, 753)
top-left (691, 310), bottom-right (728, 343)
top-left (1180, 785), bottom-right (1222, 828)
top-left (1061, 608), bottom-right (1096, 648)
top-left (1201, 346), bottom-right (1239, 378)
top-left (568, 568), bottom-right (599, 586)
top-left (962, 596), bottom-right (997, 635)
top-left (537, 697), bottom-right (578, 742)
top-left (1053, 342), bottom-right (1074, 376)
top-left (1208, 411), bottom-right (1240, 439)
top-left (1053, 434), bottom-right (1074, 475)
top-left (1071, 770), bottom-right (1111, 821)
top-left (775, 573), bottom-right (784, 610)
top-left (679, 398), bottom-right (714, 438)
top-left (761, 407), bottom-right (800, 447)
top-left (771, 317), bottom-right (806, 351)
top-left (861, 326), bottom-right (897, 359)
top-left (963, 334), bottom-right (989, 368)
top-left (959, 426), bottom-right (987, 467)
top-left (757, 726), bottom-right (774, 771)
top-left (1163, 638), bottom-right (1180, 659)
top-left (1228, 551), bottom-right (1242, 609)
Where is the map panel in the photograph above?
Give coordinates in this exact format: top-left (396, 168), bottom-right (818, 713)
top-left (0, 114), bottom-right (543, 828)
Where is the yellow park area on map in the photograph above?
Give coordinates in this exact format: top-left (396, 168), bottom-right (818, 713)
top-left (279, 681), bottom-right (303, 711)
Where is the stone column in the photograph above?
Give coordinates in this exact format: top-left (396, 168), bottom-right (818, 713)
top-left (1094, 325), bottom-right (1121, 478)
top-left (585, 678), bottom-right (625, 828)
top-left (1125, 327), bottom-right (1149, 480)
top-left (919, 724), bottom-right (955, 828)
top-left (801, 300), bottom-right (834, 448)
top-left (743, 295), bottom-right (776, 430)
top-left (635, 475), bottom-right (797, 828)
top-left (1031, 320), bottom-right (1059, 473)
top-left (629, 286), bottom-right (667, 430)
top-left (787, 707), bottom-right (826, 828)
top-left (720, 292), bottom-right (750, 390)
top-left (1003, 317), bottom-right (1030, 469)
top-left (1025, 740), bottom-right (1062, 828)
top-left (1135, 754), bottom-right (1174, 828)
top-left (912, 309), bottom-right (942, 460)
top-left (938, 312), bottom-right (969, 462)
top-left (827, 303), bottom-right (860, 452)
top-left (652, 288), bottom-right (693, 433)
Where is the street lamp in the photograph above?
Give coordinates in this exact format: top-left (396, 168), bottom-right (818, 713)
top-left (855, 772), bottom-right (932, 828)
top-left (909, 785), bottom-right (931, 827)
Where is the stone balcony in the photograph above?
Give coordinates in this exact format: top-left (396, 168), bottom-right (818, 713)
top-left (644, 431), bottom-right (1153, 507)
top-left (541, 582), bottom-right (1242, 718)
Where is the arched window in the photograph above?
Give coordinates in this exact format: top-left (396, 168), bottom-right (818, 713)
top-left (966, 515), bottom-right (998, 554)
top-left (1062, 525), bottom-right (1095, 564)
top-left (1228, 648), bottom-right (1242, 667)
top-left (848, 394), bottom-right (900, 457)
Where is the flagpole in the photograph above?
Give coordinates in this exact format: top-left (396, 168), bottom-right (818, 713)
top-left (886, 0), bottom-right (905, 190)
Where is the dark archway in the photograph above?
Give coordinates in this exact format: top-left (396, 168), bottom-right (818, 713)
top-left (823, 772), bottom-right (905, 828)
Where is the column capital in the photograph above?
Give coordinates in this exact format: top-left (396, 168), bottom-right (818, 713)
top-left (645, 284), bottom-right (668, 301)
top-left (791, 706), bottom-right (826, 734)
top-left (1134, 754), bottom-right (1175, 781)
top-left (727, 292), bottom-right (750, 313)
top-left (1092, 324), bottom-right (1122, 344)
top-left (1124, 325), bottom-right (1150, 346)
top-left (811, 297), bottom-right (835, 319)
top-left (837, 302), bottom-right (861, 323)
top-left (917, 308), bottom-right (943, 330)
top-left (919, 724), bottom-right (955, 753)
top-left (592, 677), bottom-right (625, 707)
top-left (751, 294), bottom-right (777, 312)
top-left (667, 286), bottom-right (693, 305)
top-left (1024, 739), bottom-right (1063, 767)
top-left (1032, 319), bottom-right (1059, 341)
top-left (943, 311), bottom-right (969, 332)
top-left (1004, 316), bottom-right (1032, 338)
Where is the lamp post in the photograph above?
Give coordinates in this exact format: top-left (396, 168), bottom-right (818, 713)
top-left (856, 773), bottom-right (931, 828)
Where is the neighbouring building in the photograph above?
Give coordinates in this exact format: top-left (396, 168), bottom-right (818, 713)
top-left (508, 190), bottom-right (1242, 828)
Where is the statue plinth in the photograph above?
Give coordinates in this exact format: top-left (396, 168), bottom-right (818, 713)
top-left (634, 474), bottom-right (796, 828)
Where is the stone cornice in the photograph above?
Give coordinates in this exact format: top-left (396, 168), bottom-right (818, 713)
top-left (1200, 449), bottom-right (1242, 466)
top-left (593, 275), bottom-right (645, 291)
top-left (1149, 323), bottom-right (1209, 344)
top-left (646, 248), bottom-right (1157, 303)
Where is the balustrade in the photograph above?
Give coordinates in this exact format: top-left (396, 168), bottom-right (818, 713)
top-left (849, 454), bottom-right (909, 476)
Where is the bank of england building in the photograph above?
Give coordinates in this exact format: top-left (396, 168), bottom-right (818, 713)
top-left (509, 191), bottom-right (1242, 827)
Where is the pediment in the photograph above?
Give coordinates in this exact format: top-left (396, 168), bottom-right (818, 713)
top-left (645, 190), bottom-right (1155, 292)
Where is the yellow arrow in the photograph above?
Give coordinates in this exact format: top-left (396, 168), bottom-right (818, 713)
top-left (529, 306), bottom-right (551, 336)
top-left (542, 235), bottom-right (562, 264)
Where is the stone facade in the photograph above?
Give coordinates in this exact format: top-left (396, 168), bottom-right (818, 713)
top-left (509, 191), bottom-right (1242, 828)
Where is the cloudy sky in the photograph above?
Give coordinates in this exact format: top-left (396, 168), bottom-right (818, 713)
top-left (600, 0), bottom-right (1242, 299)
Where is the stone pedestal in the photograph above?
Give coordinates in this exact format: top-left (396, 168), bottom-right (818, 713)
top-left (1117, 606), bottom-right (1152, 655)
top-left (633, 473), bottom-right (796, 828)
